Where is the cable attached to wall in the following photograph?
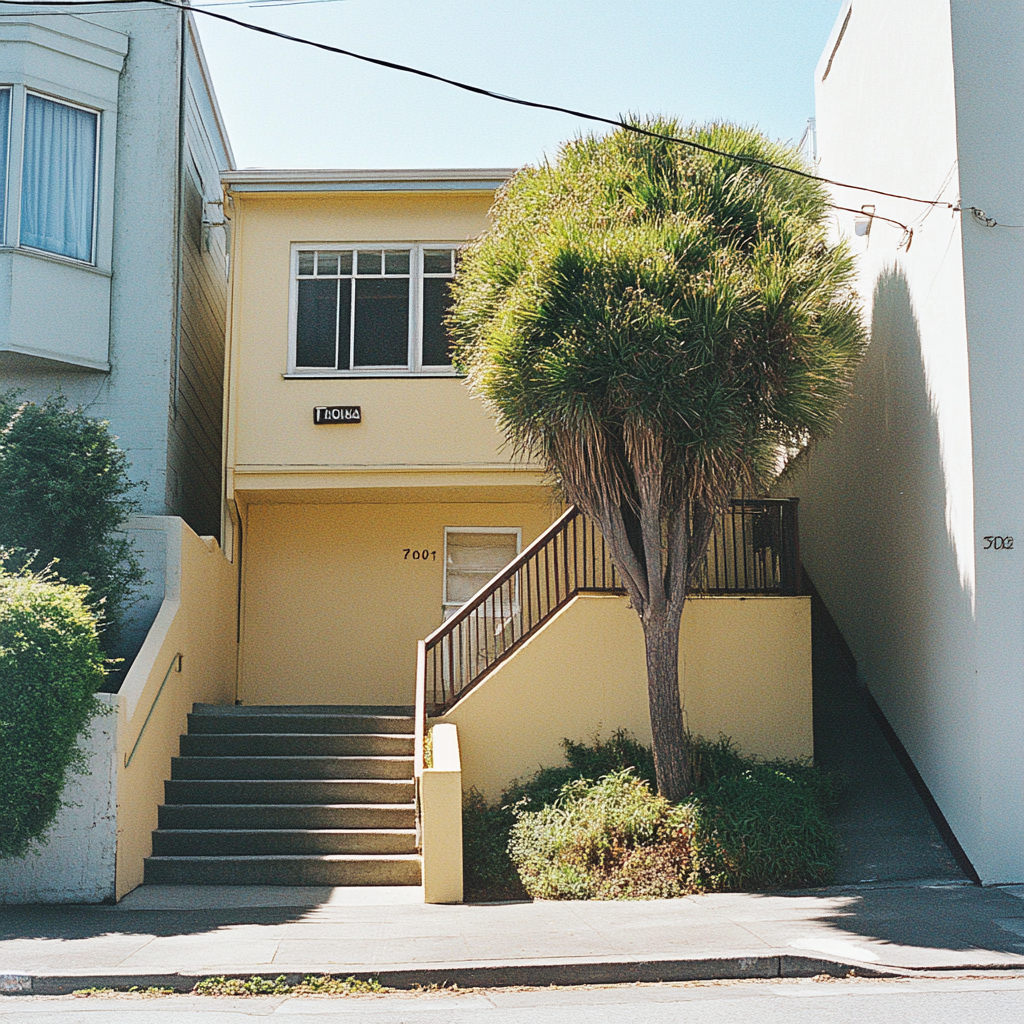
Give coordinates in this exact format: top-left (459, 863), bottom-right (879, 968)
top-left (962, 206), bottom-right (1024, 230)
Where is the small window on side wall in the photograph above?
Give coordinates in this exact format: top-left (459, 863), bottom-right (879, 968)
top-left (443, 528), bottom-right (520, 618)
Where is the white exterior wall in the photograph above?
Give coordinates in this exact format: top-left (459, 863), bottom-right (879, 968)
top-left (787, 0), bottom-right (1024, 882)
top-left (1, 10), bottom-right (181, 510)
top-left (0, 697), bottom-right (118, 904)
top-left (1, 10), bottom-right (232, 531)
top-left (950, 1), bottom-right (1024, 883)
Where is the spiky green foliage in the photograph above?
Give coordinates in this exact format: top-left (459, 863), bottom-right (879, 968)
top-left (451, 121), bottom-right (865, 520)
top-left (0, 567), bottom-right (107, 858)
top-left (450, 121), bottom-right (866, 800)
top-left (0, 393), bottom-right (145, 651)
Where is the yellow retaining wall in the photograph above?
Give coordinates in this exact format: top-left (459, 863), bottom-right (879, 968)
top-left (238, 497), bottom-right (557, 706)
top-left (114, 517), bottom-right (238, 900)
top-left (437, 593), bottom-right (813, 800)
top-left (419, 723), bottom-right (464, 904)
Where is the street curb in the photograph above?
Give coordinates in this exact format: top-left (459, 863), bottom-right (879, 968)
top-left (4, 957), bottom-right (901, 995)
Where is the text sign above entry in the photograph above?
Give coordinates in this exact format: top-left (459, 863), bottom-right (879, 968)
top-left (314, 406), bottom-right (362, 425)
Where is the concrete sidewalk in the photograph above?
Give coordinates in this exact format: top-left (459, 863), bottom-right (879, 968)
top-left (3, 881), bottom-right (1024, 994)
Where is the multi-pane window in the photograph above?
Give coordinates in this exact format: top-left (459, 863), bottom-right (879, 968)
top-left (0, 88), bottom-right (99, 264)
top-left (443, 529), bottom-right (520, 618)
top-left (291, 244), bottom-right (459, 373)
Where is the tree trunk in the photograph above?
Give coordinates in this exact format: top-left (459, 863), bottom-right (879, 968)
top-left (643, 607), bottom-right (692, 802)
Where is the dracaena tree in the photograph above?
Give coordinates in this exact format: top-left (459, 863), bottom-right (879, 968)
top-left (449, 121), bottom-right (866, 803)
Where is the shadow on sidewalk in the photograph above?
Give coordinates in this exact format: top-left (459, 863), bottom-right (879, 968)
top-left (0, 903), bottom-right (318, 941)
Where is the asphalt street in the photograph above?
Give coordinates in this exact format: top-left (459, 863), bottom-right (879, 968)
top-left (3, 976), bottom-right (1024, 1024)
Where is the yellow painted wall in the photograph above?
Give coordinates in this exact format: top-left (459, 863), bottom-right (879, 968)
top-left (438, 593), bottom-right (813, 800)
top-left (419, 724), bottom-right (464, 904)
top-left (115, 518), bottom-right (238, 900)
top-left (239, 497), bottom-right (558, 706)
top-left (224, 191), bottom-right (530, 488)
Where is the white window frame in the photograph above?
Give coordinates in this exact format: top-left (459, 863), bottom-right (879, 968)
top-left (287, 242), bottom-right (461, 377)
top-left (443, 526), bottom-right (522, 615)
top-left (0, 86), bottom-right (11, 243)
top-left (14, 89), bottom-right (101, 266)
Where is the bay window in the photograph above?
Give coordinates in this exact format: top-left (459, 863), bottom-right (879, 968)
top-left (290, 244), bottom-right (459, 374)
top-left (19, 93), bottom-right (98, 262)
top-left (0, 87), bottom-right (100, 264)
top-left (0, 16), bottom-right (125, 371)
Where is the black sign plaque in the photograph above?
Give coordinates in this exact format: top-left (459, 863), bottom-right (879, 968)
top-left (314, 405), bottom-right (362, 425)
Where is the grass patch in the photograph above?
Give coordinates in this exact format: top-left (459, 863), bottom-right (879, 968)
top-left (193, 975), bottom-right (387, 997)
top-left (464, 730), bottom-right (841, 900)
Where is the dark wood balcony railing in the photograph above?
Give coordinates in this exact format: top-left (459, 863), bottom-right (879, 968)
top-left (414, 498), bottom-right (800, 727)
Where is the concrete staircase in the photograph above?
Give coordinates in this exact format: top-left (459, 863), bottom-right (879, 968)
top-left (144, 704), bottom-right (421, 886)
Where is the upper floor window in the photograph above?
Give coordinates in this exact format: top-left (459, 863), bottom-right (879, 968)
top-left (0, 89), bottom-right (10, 241)
top-left (0, 88), bottom-right (99, 264)
top-left (20, 94), bottom-right (97, 262)
top-left (289, 243), bottom-right (459, 375)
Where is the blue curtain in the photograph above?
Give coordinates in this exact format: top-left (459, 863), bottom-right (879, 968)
top-left (0, 89), bottom-right (10, 244)
top-left (20, 94), bottom-right (97, 262)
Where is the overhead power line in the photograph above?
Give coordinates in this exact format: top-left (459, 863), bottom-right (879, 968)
top-left (3, 0), bottom-right (975, 246)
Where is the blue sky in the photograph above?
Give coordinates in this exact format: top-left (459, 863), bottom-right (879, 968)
top-left (194, 0), bottom-right (843, 169)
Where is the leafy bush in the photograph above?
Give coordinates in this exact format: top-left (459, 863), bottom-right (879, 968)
top-left (0, 393), bottom-right (144, 651)
top-left (464, 731), bottom-right (841, 900)
top-left (691, 763), bottom-right (841, 889)
top-left (462, 729), bottom-right (654, 897)
top-left (0, 567), bottom-right (107, 859)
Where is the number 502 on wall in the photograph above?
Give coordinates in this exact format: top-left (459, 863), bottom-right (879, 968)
top-left (983, 535), bottom-right (1014, 550)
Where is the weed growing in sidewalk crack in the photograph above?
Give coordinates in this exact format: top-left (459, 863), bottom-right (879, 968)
top-left (193, 975), bottom-right (388, 997)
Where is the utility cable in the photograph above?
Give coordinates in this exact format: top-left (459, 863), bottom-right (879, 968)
top-left (26, 0), bottom-right (1024, 245)
top-left (0, 0), bottom-right (949, 215)
top-left (962, 206), bottom-right (1024, 229)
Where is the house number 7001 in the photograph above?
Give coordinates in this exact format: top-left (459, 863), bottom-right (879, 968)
top-left (983, 536), bottom-right (1014, 550)
top-left (404, 549), bottom-right (437, 561)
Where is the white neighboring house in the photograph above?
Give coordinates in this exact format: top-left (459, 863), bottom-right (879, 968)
top-left (786, 0), bottom-right (1024, 884)
top-left (0, 5), bottom-right (234, 904)
top-left (0, 5), bottom-right (234, 655)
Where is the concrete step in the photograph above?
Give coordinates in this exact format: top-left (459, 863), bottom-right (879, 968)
top-left (179, 733), bottom-right (414, 758)
top-left (170, 756), bottom-right (414, 781)
top-left (187, 713), bottom-right (414, 736)
top-left (164, 779), bottom-right (414, 805)
top-left (144, 853), bottom-right (423, 886)
top-left (151, 828), bottom-right (418, 856)
top-left (193, 704), bottom-right (415, 716)
top-left (158, 803), bottom-right (416, 830)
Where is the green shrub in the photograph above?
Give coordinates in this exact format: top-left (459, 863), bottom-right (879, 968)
top-left (0, 567), bottom-right (107, 859)
top-left (508, 771), bottom-right (681, 899)
top-left (692, 764), bottom-right (841, 889)
top-left (0, 393), bottom-right (144, 651)
top-left (462, 729), bottom-right (653, 897)
top-left (465, 731), bottom-right (841, 900)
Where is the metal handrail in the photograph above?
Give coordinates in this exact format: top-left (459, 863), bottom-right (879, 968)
top-left (422, 505), bottom-right (580, 644)
top-left (124, 652), bottom-right (182, 768)
top-left (418, 498), bottom-right (801, 719)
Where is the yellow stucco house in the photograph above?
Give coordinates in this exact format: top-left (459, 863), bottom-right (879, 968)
top-left (34, 169), bottom-right (812, 904)
top-left (188, 168), bottom-right (811, 899)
